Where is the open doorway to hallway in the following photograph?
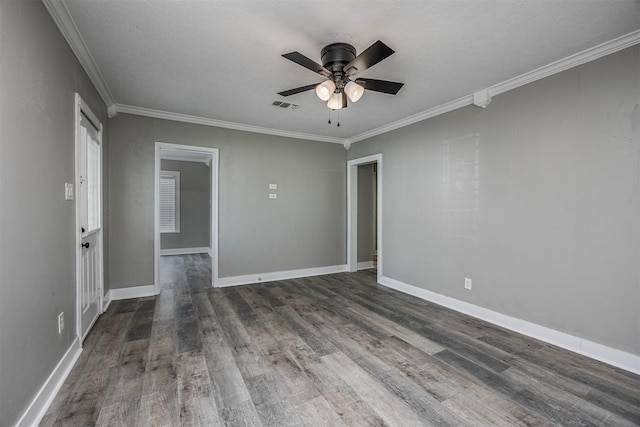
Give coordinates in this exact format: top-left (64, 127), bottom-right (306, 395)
top-left (154, 143), bottom-right (219, 293)
top-left (347, 154), bottom-right (382, 281)
top-left (357, 163), bottom-right (378, 271)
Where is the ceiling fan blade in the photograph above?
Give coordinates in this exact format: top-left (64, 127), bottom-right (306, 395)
top-left (282, 52), bottom-right (332, 78)
top-left (344, 40), bottom-right (395, 76)
top-left (277, 83), bottom-right (319, 97)
top-left (355, 78), bottom-right (404, 95)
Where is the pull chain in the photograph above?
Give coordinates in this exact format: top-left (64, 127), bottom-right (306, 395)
top-left (327, 109), bottom-right (341, 127)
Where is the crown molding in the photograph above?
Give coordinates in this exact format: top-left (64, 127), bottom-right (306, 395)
top-left (489, 29), bottom-right (640, 98)
top-left (115, 104), bottom-right (346, 144)
top-left (347, 95), bottom-right (474, 144)
top-left (42, 0), bottom-right (115, 108)
top-left (347, 29), bottom-right (640, 145)
top-left (43, 1), bottom-right (639, 146)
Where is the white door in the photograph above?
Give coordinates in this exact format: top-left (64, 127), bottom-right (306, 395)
top-left (77, 100), bottom-right (103, 341)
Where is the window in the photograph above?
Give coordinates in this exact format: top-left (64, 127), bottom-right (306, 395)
top-left (159, 171), bottom-right (180, 233)
top-left (86, 133), bottom-right (101, 232)
top-left (80, 111), bottom-right (101, 235)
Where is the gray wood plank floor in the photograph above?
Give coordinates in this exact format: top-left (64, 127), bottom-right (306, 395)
top-left (41, 254), bottom-right (640, 426)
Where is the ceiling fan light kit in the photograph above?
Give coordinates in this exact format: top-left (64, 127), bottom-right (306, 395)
top-left (327, 92), bottom-right (344, 110)
top-left (344, 81), bottom-right (364, 103)
top-left (315, 80), bottom-right (336, 101)
top-left (278, 40), bottom-right (404, 115)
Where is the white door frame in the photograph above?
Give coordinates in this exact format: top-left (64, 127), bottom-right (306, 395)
top-left (154, 142), bottom-right (219, 293)
top-left (347, 154), bottom-right (382, 281)
top-left (74, 93), bottom-right (104, 342)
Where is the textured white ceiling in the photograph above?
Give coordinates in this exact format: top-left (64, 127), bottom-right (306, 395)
top-left (60, 0), bottom-right (640, 142)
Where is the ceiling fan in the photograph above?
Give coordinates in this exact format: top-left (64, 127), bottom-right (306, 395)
top-left (278, 40), bottom-right (404, 110)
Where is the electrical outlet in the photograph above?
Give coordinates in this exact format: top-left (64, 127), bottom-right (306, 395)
top-left (269, 193), bottom-right (277, 199)
top-left (464, 278), bottom-right (472, 290)
top-left (269, 184), bottom-right (277, 190)
top-left (58, 312), bottom-right (64, 334)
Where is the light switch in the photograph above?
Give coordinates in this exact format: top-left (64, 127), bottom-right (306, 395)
top-left (269, 184), bottom-right (277, 190)
top-left (65, 183), bottom-right (74, 200)
top-left (269, 193), bottom-right (277, 199)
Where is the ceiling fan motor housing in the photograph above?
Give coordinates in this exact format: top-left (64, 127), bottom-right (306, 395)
top-left (321, 43), bottom-right (356, 87)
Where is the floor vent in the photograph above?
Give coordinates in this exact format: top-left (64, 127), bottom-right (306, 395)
top-left (272, 101), bottom-right (299, 110)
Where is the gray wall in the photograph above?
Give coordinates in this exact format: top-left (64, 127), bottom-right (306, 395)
top-left (109, 114), bottom-right (346, 287)
top-left (0, 2), bottom-right (108, 425)
top-left (357, 164), bottom-right (376, 263)
top-left (160, 159), bottom-right (211, 250)
top-left (349, 46), bottom-right (640, 356)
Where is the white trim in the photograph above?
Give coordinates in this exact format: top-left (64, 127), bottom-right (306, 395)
top-left (357, 261), bottom-right (374, 270)
top-left (155, 142), bottom-right (220, 292)
top-left (109, 285), bottom-right (156, 300)
top-left (160, 246), bottom-right (211, 256)
top-left (43, 4), bottom-right (639, 147)
top-left (347, 96), bottom-right (473, 144)
top-left (117, 104), bottom-right (345, 145)
top-left (346, 29), bottom-right (640, 144)
top-left (74, 93), bottom-right (105, 342)
top-left (347, 155), bottom-right (383, 282)
top-left (102, 290), bottom-right (112, 312)
top-left (216, 264), bottom-right (348, 288)
top-left (15, 338), bottom-right (82, 427)
top-left (378, 275), bottom-right (640, 375)
top-left (489, 29), bottom-right (640, 98)
top-left (161, 149), bottom-right (212, 165)
top-left (42, 1), bottom-right (114, 108)
top-left (74, 94), bottom-right (83, 343)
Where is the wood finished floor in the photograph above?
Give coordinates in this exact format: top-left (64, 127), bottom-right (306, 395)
top-left (41, 254), bottom-right (640, 426)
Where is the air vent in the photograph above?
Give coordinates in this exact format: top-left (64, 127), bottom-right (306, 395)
top-left (272, 101), bottom-right (299, 110)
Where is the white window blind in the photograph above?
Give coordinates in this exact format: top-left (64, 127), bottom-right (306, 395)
top-left (160, 171), bottom-right (180, 233)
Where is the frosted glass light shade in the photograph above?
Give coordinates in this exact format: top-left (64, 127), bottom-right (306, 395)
top-left (315, 80), bottom-right (336, 101)
top-left (327, 92), bottom-right (343, 110)
top-left (344, 81), bottom-right (364, 102)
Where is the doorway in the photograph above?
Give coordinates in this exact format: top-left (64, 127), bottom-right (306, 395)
top-left (154, 143), bottom-right (219, 293)
top-left (74, 93), bottom-right (104, 341)
top-left (347, 154), bottom-right (382, 281)
top-left (357, 163), bottom-right (377, 270)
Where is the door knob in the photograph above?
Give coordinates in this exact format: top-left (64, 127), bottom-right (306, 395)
top-left (82, 242), bottom-right (90, 248)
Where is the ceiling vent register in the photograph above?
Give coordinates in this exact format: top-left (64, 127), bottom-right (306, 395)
top-left (272, 101), bottom-right (299, 110)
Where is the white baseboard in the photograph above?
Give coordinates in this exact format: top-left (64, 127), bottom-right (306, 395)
top-left (160, 246), bottom-right (210, 256)
top-left (378, 275), bottom-right (640, 375)
top-left (15, 337), bottom-right (82, 427)
top-left (216, 264), bottom-right (348, 288)
top-left (102, 290), bottom-right (112, 312)
top-left (109, 284), bottom-right (157, 300)
top-left (357, 261), bottom-right (374, 270)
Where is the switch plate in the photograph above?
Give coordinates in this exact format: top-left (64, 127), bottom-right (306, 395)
top-left (269, 193), bottom-right (277, 199)
top-left (58, 312), bottom-right (64, 334)
top-left (269, 184), bottom-right (277, 190)
top-left (64, 183), bottom-right (74, 200)
top-left (464, 278), bottom-right (472, 290)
